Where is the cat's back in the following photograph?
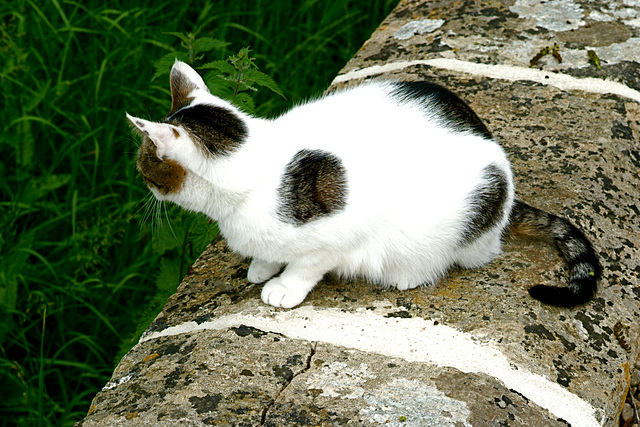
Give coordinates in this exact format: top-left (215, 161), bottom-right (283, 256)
top-left (275, 81), bottom-right (426, 132)
top-left (270, 81), bottom-right (494, 153)
top-left (244, 81), bottom-right (511, 225)
top-left (273, 80), bottom-right (506, 176)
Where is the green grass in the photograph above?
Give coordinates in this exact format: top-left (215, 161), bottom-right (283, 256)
top-left (0, 0), bottom-right (397, 425)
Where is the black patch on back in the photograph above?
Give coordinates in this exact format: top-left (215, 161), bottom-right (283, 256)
top-left (390, 81), bottom-right (493, 139)
top-left (460, 164), bottom-right (509, 244)
top-left (277, 149), bottom-right (348, 225)
top-left (166, 104), bottom-right (247, 156)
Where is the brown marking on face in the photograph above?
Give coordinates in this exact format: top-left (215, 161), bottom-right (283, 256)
top-left (169, 68), bottom-right (197, 115)
top-left (136, 137), bottom-right (187, 195)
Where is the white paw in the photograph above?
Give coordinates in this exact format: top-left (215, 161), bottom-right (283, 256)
top-left (395, 279), bottom-right (420, 291)
top-left (261, 278), bottom-right (307, 308)
top-left (396, 281), bottom-right (410, 291)
top-left (247, 260), bottom-right (281, 284)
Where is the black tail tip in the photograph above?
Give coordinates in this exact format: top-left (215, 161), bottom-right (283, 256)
top-left (528, 284), bottom-right (595, 307)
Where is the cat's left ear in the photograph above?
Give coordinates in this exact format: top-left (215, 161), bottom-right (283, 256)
top-left (169, 60), bottom-right (210, 115)
top-left (126, 114), bottom-right (178, 159)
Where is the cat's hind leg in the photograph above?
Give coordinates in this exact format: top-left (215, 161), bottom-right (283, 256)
top-left (455, 230), bottom-right (503, 269)
top-left (261, 260), bottom-right (329, 308)
top-left (247, 259), bottom-right (283, 284)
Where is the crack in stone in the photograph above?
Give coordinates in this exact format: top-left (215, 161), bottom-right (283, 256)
top-left (259, 342), bottom-right (317, 426)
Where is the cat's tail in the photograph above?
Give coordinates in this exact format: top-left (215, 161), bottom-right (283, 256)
top-left (508, 199), bottom-right (601, 307)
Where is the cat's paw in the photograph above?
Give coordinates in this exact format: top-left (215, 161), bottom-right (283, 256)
top-left (247, 260), bottom-right (282, 284)
top-left (261, 278), bottom-right (307, 308)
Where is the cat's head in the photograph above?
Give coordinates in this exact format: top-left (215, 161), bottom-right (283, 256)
top-left (127, 61), bottom-right (248, 198)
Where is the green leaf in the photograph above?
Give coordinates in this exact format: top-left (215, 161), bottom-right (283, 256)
top-left (203, 73), bottom-right (235, 100)
top-left (22, 174), bottom-right (72, 202)
top-left (155, 257), bottom-right (182, 293)
top-left (152, 214), bottom-right (186, 254)
top-left (189, 215), bottom-right (218, 254)
top-left (199, 60), bottom-right (236, 75)
top-left (233, 92), bottom-right (256, 114)
top-left (24, 80), bottom-right (51, 113)
top-left (587, 50), bottom-right (601, 70)
top-left (152, 52), bottom-right (188, 81)
top-left (192, 37), bottom-right (229, 54)
top-left (229, 46), bottom-right (256, 72)
top-left (242, 68), bottom-right (286, 99)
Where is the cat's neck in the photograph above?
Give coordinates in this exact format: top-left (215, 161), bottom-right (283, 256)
top-left (183, 116), bottom-right (272, 220)
top-left (175, 170), bottom-right (246, 221)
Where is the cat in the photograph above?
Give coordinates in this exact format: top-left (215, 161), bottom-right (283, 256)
top-left (127, 60), bottom-right (600, 309)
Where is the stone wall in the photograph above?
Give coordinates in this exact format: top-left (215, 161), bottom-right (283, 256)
top-left (78, 1), bottom-right (640, 425)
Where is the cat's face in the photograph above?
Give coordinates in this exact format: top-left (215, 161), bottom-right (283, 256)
top-left (127, 61), bottom-right (248, 199)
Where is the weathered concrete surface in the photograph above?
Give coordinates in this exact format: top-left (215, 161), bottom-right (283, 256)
top-left (79, 0), bottom-right (640, 426)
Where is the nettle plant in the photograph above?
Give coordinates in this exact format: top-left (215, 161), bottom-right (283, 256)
top-left (154, 33), bottom-right (285, 114)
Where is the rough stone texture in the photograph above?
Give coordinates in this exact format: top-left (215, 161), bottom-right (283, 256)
top-left (79, 1), bottom-right (640, 426)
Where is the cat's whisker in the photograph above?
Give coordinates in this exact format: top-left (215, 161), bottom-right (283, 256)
top-left (152, 199), bottom-right (163, 238)
top-left (134, 193), bottom-right (153, 228)
top-left (161, 201), bottom-right (179, 244)
top-left (127, 193), bottom-right (154, 225)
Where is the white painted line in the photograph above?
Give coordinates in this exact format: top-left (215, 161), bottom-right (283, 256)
top-left (141, 305), bottom-right (602, 427)
top-left (331, 57), bottom-right (640, 103)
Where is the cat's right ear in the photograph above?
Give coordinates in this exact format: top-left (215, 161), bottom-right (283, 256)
top-left (169, 60), bottom-right (210, 115)
top-left (126, 113), bottom-right (178, 159)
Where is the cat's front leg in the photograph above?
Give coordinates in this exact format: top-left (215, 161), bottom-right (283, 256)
top-left (247, 259), bottom-right (283, 284)
top-left (261, 263), bottom-right (327, 308)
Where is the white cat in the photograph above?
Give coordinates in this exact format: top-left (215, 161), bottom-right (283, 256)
top-left (127, 61), bottom-right (600, 308)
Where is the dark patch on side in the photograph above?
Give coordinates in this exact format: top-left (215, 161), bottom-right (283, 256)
top-left (460, 164), bottom-right (509, 245)
top-left (136, 138), bottom-right (187, 195)
top-left (166, 104), bottom-right (247, 156)
top-left (509, 200), bottom-right (601, 307)
top-left (277, 149), bottom-right (348, 225)
top-left (169, 67), bottom-right (197, 115)
top-left (390, 81), bottom-right (493, 139)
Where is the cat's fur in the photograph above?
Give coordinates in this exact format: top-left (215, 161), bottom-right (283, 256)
top-left (127, 61), bottom-right (600, 309)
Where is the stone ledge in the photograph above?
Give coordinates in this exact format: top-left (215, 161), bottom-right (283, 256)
top-left (79, 0), bottom-right (640, 425)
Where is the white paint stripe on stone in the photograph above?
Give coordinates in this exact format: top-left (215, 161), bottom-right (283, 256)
top-left (331, 57), bottom-right (640, 103)
top-left (141, 306), bottom-right (601, 427)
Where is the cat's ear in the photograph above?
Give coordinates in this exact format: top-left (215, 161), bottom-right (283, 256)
top-left (126, 113), bottom-right (178, 159)
top-left (169, 60), bottom-right (209, 115)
